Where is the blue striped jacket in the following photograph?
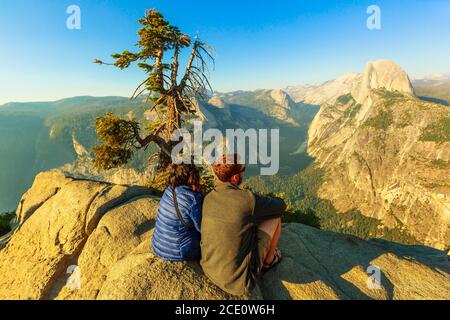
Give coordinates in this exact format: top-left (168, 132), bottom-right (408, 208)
top-left (152, 185), bottom-right (203, 261)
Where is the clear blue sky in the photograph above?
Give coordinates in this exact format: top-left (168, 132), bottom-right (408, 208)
top-left (0, 0), bottom-right (449, 104)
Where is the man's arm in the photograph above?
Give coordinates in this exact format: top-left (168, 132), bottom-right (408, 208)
top-left (251, 192), bottom-right (286, 223)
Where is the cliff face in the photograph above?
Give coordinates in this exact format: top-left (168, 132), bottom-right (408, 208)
top-left (0, 172), bottom-right (449, 300)
top-left (308, 60), bottom-right (450, 250)
top-left (351, 60), bottom-right (415, 105)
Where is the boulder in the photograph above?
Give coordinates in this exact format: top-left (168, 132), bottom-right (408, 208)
top-left (0, 172), bottom-right (448, 300)
top-left (95, 240), bottom-right (249, 300)
top-left (260, 224), bottom-right (450, 300)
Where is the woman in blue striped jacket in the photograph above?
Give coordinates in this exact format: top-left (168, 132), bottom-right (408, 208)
top-left (152, 164), bottom-right (203, 261)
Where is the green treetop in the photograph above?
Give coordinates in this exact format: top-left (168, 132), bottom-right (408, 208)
top-left (93, 8), bottom-right (214, 171)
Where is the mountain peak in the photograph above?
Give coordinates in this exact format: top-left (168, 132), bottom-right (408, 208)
top-left (352, 60), bottom-right (415, 104)
top-left (270, 89), bottom-right (293, 109)
top-left (285, 73), bottom-right (360, 105)
top-left (208, 95), bottom-right (225, 108)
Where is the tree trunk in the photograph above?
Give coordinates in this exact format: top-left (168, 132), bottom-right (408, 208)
top-left (154, 46), bottom-right (164, 90)
top-left (166, 95), bottom-right (181, 141)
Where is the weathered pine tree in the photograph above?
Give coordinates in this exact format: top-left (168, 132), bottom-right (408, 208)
top-left (93, 8), bottom-right (213, 171)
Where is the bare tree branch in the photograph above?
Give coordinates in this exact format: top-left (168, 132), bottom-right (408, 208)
top-left (132, 125), bottom-right (172, 157)
top-left (179, 41), bottom-right (200, 91)
top-left (171, 44), bottom-right (180, 87)
top-left (130, 78), bottom-right (149, 99)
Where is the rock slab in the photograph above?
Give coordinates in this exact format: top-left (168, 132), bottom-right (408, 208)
top-left (0, 172), bottom-right (448, 300)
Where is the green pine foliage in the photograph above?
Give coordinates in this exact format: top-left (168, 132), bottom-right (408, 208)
top-left (420, 117), bottom-right (450, 144)
top-left (337, 93), bottom-right (354, 105)
top-left (336, 94), bottom-right (361, 119)
top-left (146, 164), bottom-right (215, 196)
top-left (364, 109), bottom-right (394, 130)
top-left (93, 8), bottom-right (214, 172)
top-left (92, 113), bottom-right (140, 170)
top-left (345, 104), bottom-right (362, 118)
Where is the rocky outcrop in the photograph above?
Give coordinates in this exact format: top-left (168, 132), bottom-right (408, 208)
top-left (286, 60), bottom-right (414, 106)
top-left (56, 137), bottom-right (155, 188)
top-left (308, 61), bottom-right (450, 250)
top-left (262, 224), bottom-right (449, 300)
top-left (0, 172), bottom-right (240, 300)
top-left (0, 172), bottom-right (449, 300)
top-left (351, 60), bottom-right (415, 105)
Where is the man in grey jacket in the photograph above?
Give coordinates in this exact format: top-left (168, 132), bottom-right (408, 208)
top-left (200, 154), bottom-right (286, 296)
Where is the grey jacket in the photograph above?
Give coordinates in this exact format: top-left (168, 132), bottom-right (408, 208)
top-left (200, 181), bottom-right (286, 296)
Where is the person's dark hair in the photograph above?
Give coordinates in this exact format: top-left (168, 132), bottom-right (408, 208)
top-left (167, 163), bottom-right (201, 192)
top-left (213, 153), bottom-right (244, 183)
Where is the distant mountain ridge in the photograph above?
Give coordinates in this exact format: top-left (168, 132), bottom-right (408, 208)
top-left (211, 89), bottom-right (300, 125)
top-left (285, 72), bottom-right (360, 105)
top-left (0, 90), bottom-right (318, 211)
top-left (412, 75), bottom-right (450, 106)
top-left (412, 73), bottom-right (450, 85)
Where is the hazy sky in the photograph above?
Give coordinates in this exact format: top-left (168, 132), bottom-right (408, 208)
top-left (0, 0), bottom-right (449, 104)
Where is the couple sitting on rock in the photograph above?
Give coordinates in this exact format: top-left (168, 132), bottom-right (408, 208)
top-left (151, 153), bottom-right (286, 296)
